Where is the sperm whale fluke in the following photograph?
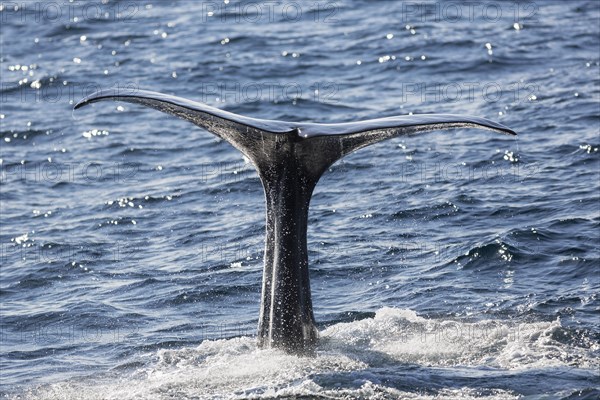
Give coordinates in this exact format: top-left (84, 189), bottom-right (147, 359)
top-left (75, 89), bottom-right (515, 354)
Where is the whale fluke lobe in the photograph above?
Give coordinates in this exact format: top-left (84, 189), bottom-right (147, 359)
top-left (75, 89), bottom-right (515, 354)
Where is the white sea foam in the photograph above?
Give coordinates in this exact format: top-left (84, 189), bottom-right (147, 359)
top-left (21, 308), bottom-right (597, 399)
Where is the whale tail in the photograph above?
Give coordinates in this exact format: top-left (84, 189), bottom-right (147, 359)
top-left (75, 89), bottom-right (515, 354)
top-left (75, 89), bottom-right (514, 173)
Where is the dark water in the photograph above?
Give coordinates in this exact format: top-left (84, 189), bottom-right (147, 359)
top-left (1, 0), bottom-right (599, 398)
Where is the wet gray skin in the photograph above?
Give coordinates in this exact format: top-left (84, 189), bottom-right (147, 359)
top-left (75, 89), bottom-right (516, 355)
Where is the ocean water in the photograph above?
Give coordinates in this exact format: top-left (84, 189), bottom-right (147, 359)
top-left (1, 0), bottom-right (599, 399)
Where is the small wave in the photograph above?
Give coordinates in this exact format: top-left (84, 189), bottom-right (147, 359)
top-left (391, 201), bottom-right (460, 221)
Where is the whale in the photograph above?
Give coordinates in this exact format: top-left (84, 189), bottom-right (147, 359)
top-left (75, 89), bottom-right (516, 354)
